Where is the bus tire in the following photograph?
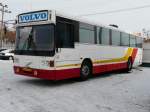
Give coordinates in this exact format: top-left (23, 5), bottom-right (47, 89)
top-left (80, 60), bottom-right (92, 80)
top-left (127, 58), bottom-right (132, 72)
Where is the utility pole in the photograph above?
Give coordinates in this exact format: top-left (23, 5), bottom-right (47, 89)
top-left (0, 3), bottom-right (11, 48)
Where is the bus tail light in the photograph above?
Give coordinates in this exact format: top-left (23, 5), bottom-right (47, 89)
top-left (49, 61), bottom-right (54, 67)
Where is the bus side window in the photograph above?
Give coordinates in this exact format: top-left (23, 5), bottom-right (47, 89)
top-left (56, 21), bottom-right (74, 48)
top-left (101, 27), bottom-right (110, 45)
top-left (121, 32), bottom-right (129, 47)
top-left (79, 23), bottom-right (95, 44)
top-left (136, 37), bottom-right (143, 48)
top-left (97, 27), bottom-right (102, 44)
top-left (130, 35), bottom-right (136, 47)
top-left (111, 30), bottom-right (120, 46)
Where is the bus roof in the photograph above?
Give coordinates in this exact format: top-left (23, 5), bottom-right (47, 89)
top-left (55, 10), bottom-right (142, 38)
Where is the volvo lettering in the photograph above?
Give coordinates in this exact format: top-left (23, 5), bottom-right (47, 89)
top-left (18, 11), bottom-right (48, 23)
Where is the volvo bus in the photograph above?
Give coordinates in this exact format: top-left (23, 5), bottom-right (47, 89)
top-left (14, 10), bottom-right (143, 80)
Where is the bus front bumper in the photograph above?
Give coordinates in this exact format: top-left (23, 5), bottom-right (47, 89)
top-left (13, 66), bottom-right (80, 80)
top-left (14, 66), bottom-right (56, 80)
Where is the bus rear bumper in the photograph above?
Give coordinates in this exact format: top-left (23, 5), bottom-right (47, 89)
top-left (13, 66), bottom-right (80, 80)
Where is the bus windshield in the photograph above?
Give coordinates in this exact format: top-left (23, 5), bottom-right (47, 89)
top-left (15, 24), bottom-right (55, 56)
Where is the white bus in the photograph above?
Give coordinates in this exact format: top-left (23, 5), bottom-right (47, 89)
top-left (14, 10), bottom-right (143, 80)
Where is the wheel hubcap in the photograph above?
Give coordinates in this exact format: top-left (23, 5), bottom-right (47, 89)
top-left (82, 65), bottom-right (89, 76)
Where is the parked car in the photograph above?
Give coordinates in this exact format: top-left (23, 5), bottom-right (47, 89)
top-left (0, 49), bottom-right (14, 60)
top-left (0, 48), bottom-right (7, 52)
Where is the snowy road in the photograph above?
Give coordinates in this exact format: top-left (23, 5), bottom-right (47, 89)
top-left (0, 60), bottom-right (150, 112)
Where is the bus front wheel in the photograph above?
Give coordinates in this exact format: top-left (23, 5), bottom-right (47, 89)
top-left (80, 60), bottom-right (92, 80)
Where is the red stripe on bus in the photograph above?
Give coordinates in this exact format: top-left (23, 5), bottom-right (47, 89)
top-left (55, 68), bottom-right (80, 80)
top-left (131, 48), bottom-right (138, 64)
top-left (14, 62), bottom-right (127, 80)
top-left (93, 62), bottom-right (127, 74)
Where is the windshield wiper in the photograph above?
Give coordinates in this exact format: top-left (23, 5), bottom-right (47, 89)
top-left (27, 30), bottom-right (36, 50)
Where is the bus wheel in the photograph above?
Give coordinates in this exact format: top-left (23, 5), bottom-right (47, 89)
top-left (127, 58), bottom-right (132, 72)
top-left (80, 60), bottom-right (92, 80)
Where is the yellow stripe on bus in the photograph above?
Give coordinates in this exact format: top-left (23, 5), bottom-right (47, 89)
top-left (93, 48), bottom-right (133, 64)
top-left (56, 63), bottom-right (81, 68)
top-left (56, 48), bottom-right (134, 68)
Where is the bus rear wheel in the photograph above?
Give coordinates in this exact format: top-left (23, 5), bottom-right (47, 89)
top-left (80, 60), bottom-right (92, 80)
top-left (127, 58), bottom-right (132, 72)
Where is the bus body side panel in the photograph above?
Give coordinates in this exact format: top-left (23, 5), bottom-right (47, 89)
top-left (53, 43), bottom-right (142, 80)
top-left (14, 46), bottom-right (142, 80)
top-left (75, 43), bottom-right (140, 74)
top-left (55, 48), bottom-right (81, 80)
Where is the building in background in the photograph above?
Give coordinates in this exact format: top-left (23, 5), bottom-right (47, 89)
top-left (132, 31), bottom-right (150, 66)
top-left (142, 39), bottom-right (150, 66)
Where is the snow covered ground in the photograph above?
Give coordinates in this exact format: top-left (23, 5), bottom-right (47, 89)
top-left (0, 60), bottom-right (150, 112)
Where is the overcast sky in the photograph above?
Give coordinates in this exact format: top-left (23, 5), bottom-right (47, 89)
top-left (1, 0), bottom-right (150, 32)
